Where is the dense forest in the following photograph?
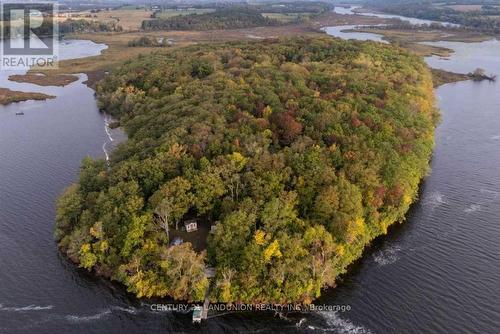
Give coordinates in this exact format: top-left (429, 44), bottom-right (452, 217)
top-left (55, 37), bottom-right (438, 303)
top-left (142, 8), bottom-right (281, 31)
top-left (127, 36), bottom-right (172, 47)
top-left (370, 0), bottom-right (500, 33)
top-left (59, 19), bottom-right (123, 34)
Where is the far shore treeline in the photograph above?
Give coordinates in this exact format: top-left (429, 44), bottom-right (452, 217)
top-left (55, 37), bottom-right (437, 304)
top-left (370, 0), bottom-right (500, 34)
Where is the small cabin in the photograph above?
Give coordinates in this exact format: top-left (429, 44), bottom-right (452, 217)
top-left (184, 219), bottom-right (198, 233)
top-left (209, 221), bottom-right (219, 234)
top-left (210, 225), bottom-right (217, 234)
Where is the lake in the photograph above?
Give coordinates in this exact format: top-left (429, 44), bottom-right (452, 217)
top-left (1, 15), bottom-right (500, 333)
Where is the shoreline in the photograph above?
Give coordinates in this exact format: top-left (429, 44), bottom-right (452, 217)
top-left (50, 6), bottom-right (453, 306)
top-left (431, 68), bottom-right (470, 87)
top-left (55, 36), bottom-right (437, 305)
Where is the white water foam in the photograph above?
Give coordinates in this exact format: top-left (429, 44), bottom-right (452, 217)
top-left (373, 245), bottom-right (402, 266)
top-left (102, 142), bottom-right (110, 162)
top-left (373, 246), bottom-right (401, 266)
top-left (491, 135), bottom-right (500, 140)
top-left (463, 189), bottom-right (500, 213)
top-left (464, 204), bottom-right (481, 213)
top-left (111, 306), bottom-right (138, 315)
top-left (104, 116), bottom-right (114, 142)
top-left (423, 191), bottom-right (447, 208)
top-left (318, 311), bottom-right (373, 334)
top-left (0, 304), bottom-right (53, 312)
top-left (64, 305), bottom-right (140, 323)
top-left (102, 116), bottom-right (114, 163)
top-left (65, 309), bottom-right (112, 322)
top-left (296, 318), bottom-right (307, 327)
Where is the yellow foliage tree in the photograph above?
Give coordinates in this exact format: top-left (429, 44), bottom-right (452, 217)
top-left (263, 239), bottom-right (282, 262)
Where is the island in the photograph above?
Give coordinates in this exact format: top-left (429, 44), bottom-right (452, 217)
top-left (0, 88), bottom-right (55, 105)
top-left (55, 37), bottom-right (437, 304)
top-left (8, 73), bottom-right (79, 87)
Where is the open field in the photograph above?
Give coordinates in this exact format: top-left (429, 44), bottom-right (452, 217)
top-left (261, 12), bottom-right (312, 23)
top-left (58, 8), bottom-right (153, 31)
top-left (58, 8), bottom-right (217, 31)
top-left (443, 5), bottom-right (484, 12)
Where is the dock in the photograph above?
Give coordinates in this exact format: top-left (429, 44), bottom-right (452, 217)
top-left (192, 266), bottom-right (215, 323)
top-left (201, 296), bottom-right (209, 320)
top-left (191, 289), bottom-right (210, 323)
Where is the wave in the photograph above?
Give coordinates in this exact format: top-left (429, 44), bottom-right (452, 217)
top-left (111, 306), bottom-right (138, 315)
top-left (373, 245), bottom-right (402, 266)
top-left (296, 318), bottom-right (307, 327)
top-left (463, 189), bottom-right (499, 213)
top-left (0, 304), bottom-right (53, 312)
top-left (317, 311), bottom-right (372, 334)
top-left (480, 188), bottom-right (499, 200)
top-left (65, 309), bottom-right (112, 322)
top-left (490, 135), bottom-right (500, 140)
top-left (102, 142), bottom-right (110, 162)
top-left (104, 116), bottom-right (114, 142)
top-left (64, 305), bottom-right (139, 323)
top-left (102, 116), bottom-right (115, 163)
top-left (464, 204), bottom-right (481, 213)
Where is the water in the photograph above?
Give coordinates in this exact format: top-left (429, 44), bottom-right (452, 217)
top-left (323, 25), bottom-right (387, 43)
top-left (333, 5), bottom-right (459, 27)
top-left (327, 5), bottom-right (460, 44)
top-left (0, 40), bottom-right (133, 333)
top-left (424, 39), bottom-right (500, 74)
top-left (1, 15), bottom-right (500, 334)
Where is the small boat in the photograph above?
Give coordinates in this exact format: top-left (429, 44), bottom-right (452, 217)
top-left (15, 112), bottom-right (24, 116)
top-left (192, 306), bottom-right (203, 324)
